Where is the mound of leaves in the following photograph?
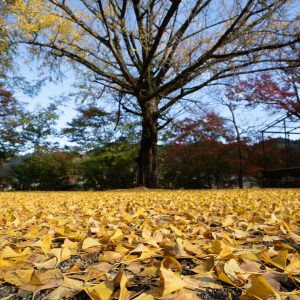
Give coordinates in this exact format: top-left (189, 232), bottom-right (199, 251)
top-left (0, 189), bottom-right (300, 299)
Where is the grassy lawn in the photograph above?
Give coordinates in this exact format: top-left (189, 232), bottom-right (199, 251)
top-left (0, 189), bottom-right (299, 299)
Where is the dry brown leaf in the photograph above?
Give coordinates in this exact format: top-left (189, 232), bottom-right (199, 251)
top-left (162, 256), bottom-right (182, 273)
top-left (239, 258), bottom-right (261, 273)
top-left (175, 238), bottom-right (190, 257)
top-left (34, 257), bottom-right (57, 270)
top-left (99, 251), bottom-right (122, 263)
top-left (139, 266), bottom-right (159, 277)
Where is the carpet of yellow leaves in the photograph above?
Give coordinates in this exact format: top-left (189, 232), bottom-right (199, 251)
top-left (0, 189), bottom-right (300, 300)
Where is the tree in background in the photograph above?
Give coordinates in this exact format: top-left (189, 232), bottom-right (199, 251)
top-left (76, 144), bottom-right (137, 190)
top-left (227, 47), bottom-right (300, 118)
top-left (64, 106), bottom-right (116, 151)
top-left (13, 150), bottom-right (74, 190)
top-left (63, 103), bottom-right (139, 189)
top-left (21, 103), bottom-right (59, 151)
top-left (63, 104), bottom-right (140, 151)
top-left (216, 90), bottom-right (253, 188)
top-left (0, 75), bottom-right (24, 164)
top-left (0, 1), bottom-right (14, 68)
top-left (161, 112), bottom-right (234, 188)
top-left (5, 0), bottom-right (300, 187)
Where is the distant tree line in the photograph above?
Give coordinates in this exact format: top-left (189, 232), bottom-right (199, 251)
top-left (1, 95), bottom-right (300, 190)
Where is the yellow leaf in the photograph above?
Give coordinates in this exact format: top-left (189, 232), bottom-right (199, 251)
top-left (11, 217), bottom-right (20, 227)
top-left (215, 265), bottom-right (236, 286)
top-left (115, 244), bottom-right (129, 255)
top-left (82, 237), bottom-right (101, 250)
top-left (261, 251), bottom-right (287, 270)
top-left (136, 207), bottom-right (146, 217)
top-left (133, 293), bottom-right (155, 300)
top-left (41, 235), bottom-right (53, 255)
top-left (86, 281), bottom-right (114, 300)
top-left (170, 224), bottom-right (183, 236)
top-left (272, 250), bottom-right (288, 270)
top-left (126, 262), bottom-right (142, 274)
top-left (37, 269), bottom-right (63, 284)
top-left (243, 276), bottom-right (277, 300)
top-left (280, 221), bottom-right (291, 233)
top-left (3, 272), bottom-right (23, 286)
top-left (62, 239), bottom-right (78, 251)
top-left (246, 222), bottom-right (254, 231)
top-left (286, 254), bottom-right (300, 274)
top-left (63, 277), bottom-right (84, 289)
top-left (49, 248), bottom-right (71, 264)
top-left (46, 286), bottom-right (81, 300)
top-left (139, 249), bottom-right (158, 260)
top-left (222, 215), bottom-right (234, 227)
top-left (160, 265), bottom-right (186, 296)
top-left (183, 240), bottom-right (203, 256)
top-left (142, 227), bottom-right (152, 240)
top-left (88, 262), bottom-right (113, 273)
top-left (110, 228), bottom-right (123, 242)
top-left (183, 274), bottom-right (223, 289)
top-left (119, 272), bottom-right (132, 300)
top-left (15, 269), bottom-right (34, 284)
top-left (290, 232), bottom-right (300, 243)
top-left (28, 270), bottom-right (44, 285)
top-left (132, 243), bottom-right (150, 253)
top-left (218, 245), bottom-right (234, 260)
top-left (223, 259), bottom-right (247, 283)
top-left (209, 240), bottom-right (221, 254)
top-left (2, 246), bottom-right (31, 259)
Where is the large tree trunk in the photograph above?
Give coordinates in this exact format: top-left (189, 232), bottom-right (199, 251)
top-left (136, 99), bottom-right (159, 188)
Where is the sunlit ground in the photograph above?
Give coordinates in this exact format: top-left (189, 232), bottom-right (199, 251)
top-left (0, 189), bottom-right (299, 299)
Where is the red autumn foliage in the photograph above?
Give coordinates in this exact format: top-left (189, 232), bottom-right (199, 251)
top-left (227, 47), bottom-right (300, 118)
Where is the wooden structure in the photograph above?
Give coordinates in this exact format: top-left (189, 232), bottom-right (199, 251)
top-left (260, 113), bottom-right (300, 187)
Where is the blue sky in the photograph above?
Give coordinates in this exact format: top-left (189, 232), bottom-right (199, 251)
top-left (14, 65), bottom-right (77, 128)
top-left (13, 63), bottom-right (281, 141)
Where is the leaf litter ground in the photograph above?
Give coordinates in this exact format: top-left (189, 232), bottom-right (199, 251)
top-left (0, 189), bottom-right (300, 300)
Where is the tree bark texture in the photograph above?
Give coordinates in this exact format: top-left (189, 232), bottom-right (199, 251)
top-left (136, 98), bottom-right (159, 188)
